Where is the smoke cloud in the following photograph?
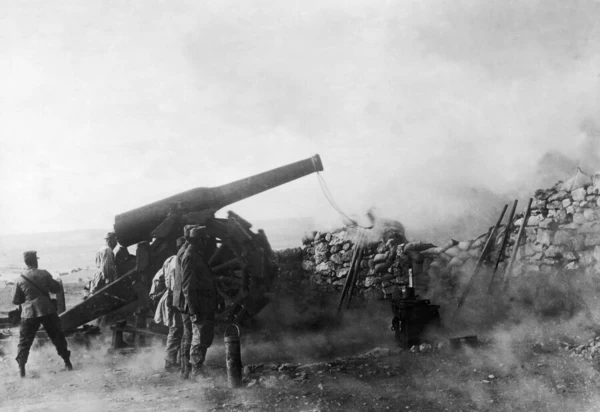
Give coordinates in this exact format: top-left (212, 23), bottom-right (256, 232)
top-left (181, 0), bottom-right (600, 238)
top-left (1, 0), bottom-right (600, 238)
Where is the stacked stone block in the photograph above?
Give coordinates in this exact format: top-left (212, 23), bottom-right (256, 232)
top-left (277, 168), bottom-right (600, 303)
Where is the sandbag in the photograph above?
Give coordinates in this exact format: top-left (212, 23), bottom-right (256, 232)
top-left (448, 256), bottom-right (464, 267)
top-left (439, 239), bottom-right (459, 253)
top-left (373, 252), bottom-right (389, 264)
top-left (444, 246), bottom-right (461, 258)
top-left (403, 241), bottom-right (436, 252)
top-left (458, 240), bottom-right (472, 251)
top-left (421, 247), bottom-right (443, 256)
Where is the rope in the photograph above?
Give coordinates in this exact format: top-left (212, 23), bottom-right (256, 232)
top-left (316, 172), bottom-right (374, 229)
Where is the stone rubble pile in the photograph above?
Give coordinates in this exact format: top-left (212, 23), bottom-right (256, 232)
top-left (242, 347), bottom-right (402, 388)
top-left (565, 335), bottom-right (600, 360)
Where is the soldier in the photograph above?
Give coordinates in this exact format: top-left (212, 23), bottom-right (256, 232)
top-left (151, 237), bottom-right (187, 371)
top-left (180, 226), bottom-right (217, 379)
top-left (114, 242), bottom-right (135, 278)
top-left (173, 226), bottom-right (192, 378)
top-left (86, 232), bottom-right (118, 295)
top-left (12, 251), bottom-right (72, 378)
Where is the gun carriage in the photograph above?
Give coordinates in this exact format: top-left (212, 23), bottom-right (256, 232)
top-left (59, 155), bottom-right (324, 333)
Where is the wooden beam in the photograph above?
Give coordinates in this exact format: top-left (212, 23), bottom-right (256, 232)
top-left (488, 199), bottom-right (518, 293)
top-left (337, 229), bottom-right (365, 313)
top-left (503, 198), bottom-right (533, 290)
top-left (454, 204), bottom-right (508, 312)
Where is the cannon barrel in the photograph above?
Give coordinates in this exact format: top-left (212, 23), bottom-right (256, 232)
top-left (114, 154), bottom-right (324, 247)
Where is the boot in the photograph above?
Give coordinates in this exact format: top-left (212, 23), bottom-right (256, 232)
top-left (191, 365), bottom-right (209, 380)
top-left (181, 361), bottom-right (191, 380)
top-left (63, 351), bottom-right (73, 371)
top-left (164, 359), bottom-right (178, 373)
top-left (64, 359), bottom-right (73, 371)
top-left (190, 348), bottom-right (207, 373)
top-left (18, 363), bottom-right (26, 378)
top-left (191, 348), bottom-right (209, 381)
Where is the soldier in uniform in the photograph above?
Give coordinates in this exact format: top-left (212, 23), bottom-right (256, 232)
top-left (172, 226), bottom-right (192, 378)
top-left (12, 251), bottom-right (72, 378)
top-left (179, 226), bottom-right (217, 379)
top-left (86, 232), bottom-right (118, 295)
top-left (114, 243), bottom-right (135, 278)
top-left (151, 237), bottom-right (187, 371)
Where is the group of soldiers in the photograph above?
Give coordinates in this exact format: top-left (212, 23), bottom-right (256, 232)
top-left (149, 225), bottom-right (217, 379)
top-left (11, 225), bottom-right (217, 380)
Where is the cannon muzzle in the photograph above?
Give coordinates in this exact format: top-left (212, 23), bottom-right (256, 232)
top-left (114, 154), bottom-right (324, 247)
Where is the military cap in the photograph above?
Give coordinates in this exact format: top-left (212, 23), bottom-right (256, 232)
top-left (190, 226), bottom-right (208, 238)
top-left (105, 232), bottom-right (117, 240)
top-left (23, 250), bottom-right (38, 260)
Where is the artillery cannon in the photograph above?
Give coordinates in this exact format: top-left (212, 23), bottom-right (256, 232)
top-left (59, 155), bottom-right (324, 332)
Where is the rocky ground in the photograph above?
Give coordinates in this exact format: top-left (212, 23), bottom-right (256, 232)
top-left (4, 270), bottom-right (600, 412)
top-left (3, 286), bottom-right (600, 411)
top-left (2, 324), bottom-right (600, 412)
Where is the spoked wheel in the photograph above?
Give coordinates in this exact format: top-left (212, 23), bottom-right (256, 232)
top-left (204, 211), bottom-right (277, 325)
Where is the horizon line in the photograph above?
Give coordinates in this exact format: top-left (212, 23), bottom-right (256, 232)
top-left (0, 216), bottom-right (319, 238)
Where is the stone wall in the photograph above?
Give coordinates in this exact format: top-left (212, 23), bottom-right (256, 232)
top-left (299, 228), bottom-right (410, 299)
top-left (275, 168), bottom-right (600, 305)
top-left (521, 169), bottom-right (600, 275)
top-left (278, 171), bottom-right (600, 308)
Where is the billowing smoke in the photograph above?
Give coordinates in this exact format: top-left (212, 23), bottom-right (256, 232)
top-left (3, 0), bottom-right (600, 238)
top-left (536, 119), bottom-right (600, 187)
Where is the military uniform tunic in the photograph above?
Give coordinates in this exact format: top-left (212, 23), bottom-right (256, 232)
top-left (12, 269), bottom-right (59, 318)
top-left (180, 244), bottom-right (217, 372)
top-left (12, 268), bottom-right (70, 366)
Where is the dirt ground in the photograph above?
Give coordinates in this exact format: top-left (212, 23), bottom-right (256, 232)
top-left (3, 286), bottom-right (600, 411)
top-left (3, 322), bottom-right (600, 412)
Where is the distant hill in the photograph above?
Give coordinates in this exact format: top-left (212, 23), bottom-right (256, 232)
top-left (251, 217), bottom-right (322, 249)
top-left (0, 229), bottom-right (104, 284)
top-left (0, 218), bottom-right (319, 284)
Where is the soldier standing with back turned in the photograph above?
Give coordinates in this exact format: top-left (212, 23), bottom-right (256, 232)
top-left (12, 251), bottom-right (72, 378)
top-left (151, 236), bottom-right (187, 371)
top-left (180, 226), bottom-right (217, 379)
top-left (172, 226), bottom-right (192, 378)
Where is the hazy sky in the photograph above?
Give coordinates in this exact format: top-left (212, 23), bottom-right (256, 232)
top-left (2, 0), bottom-right (600, 237)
